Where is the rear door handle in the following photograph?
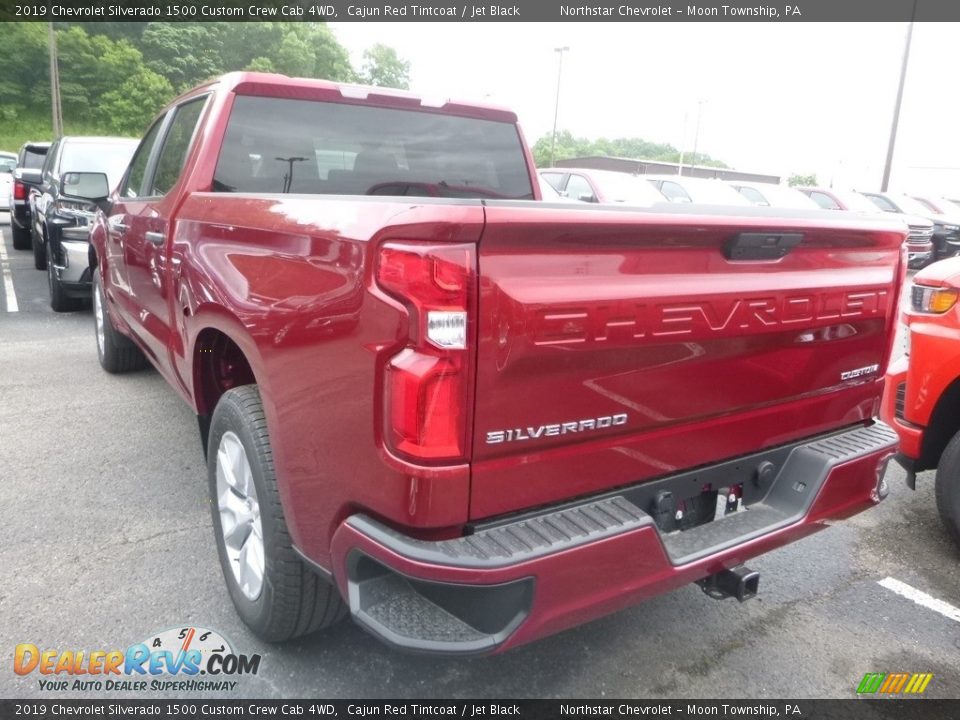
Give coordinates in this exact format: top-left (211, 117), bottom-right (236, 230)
top-left (145, 231), bottom-right (165, 246)
top-left (109, 220), bottom-right (128, 234)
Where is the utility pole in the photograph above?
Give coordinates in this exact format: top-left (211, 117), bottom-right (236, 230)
top-left (690, 100), bottom-right (705, 175)
top-left (678, 110), bottom-right (688, 176)
top-left (549, 46), bottom-right (569, 168)
top-left (48, 22), bottom-right (63, 137)
top-left (881, 1), bottom-right (917, 192)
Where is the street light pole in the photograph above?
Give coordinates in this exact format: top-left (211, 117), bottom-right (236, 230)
top-left (678, 111), bottom-right (688, 176)
top-left (549, 46), bottom-right (569, 168)
top-left (881, 1), bottom-right (917, 192)
top-left (690, 100), bottom-right (705, 175)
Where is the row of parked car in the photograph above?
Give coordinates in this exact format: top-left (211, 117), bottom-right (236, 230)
top-left (539, 167), bottom-right (960, 269)
top-left (3, 137), bottom-right (137, 311)
top-left (4, 135), bottom-right (960, 313)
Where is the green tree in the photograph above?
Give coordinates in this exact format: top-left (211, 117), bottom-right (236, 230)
top-left (360, 44), bottom-right (410, 89)
top-left (0, 23), bottom-right (50, 119)
top-left (57, 27), bottom-right (144, 119)
top-left (531, 130), bottom-right (729, 169)
top-left (275, 30), bottom-right (316, 76)
top-left (0, 21), bottom-right (367, 146)
top-left (531, 130), bottom-right (593, 167)
top-left (246, 56), bottom-right (276, 73)
top-left (140, 23), bottom-right (225, 91)
top-left (788, 173), bottom-right (817, 187)
top-left (219, 23), bottom-right (286, 72)
top-left (304, 24), bottom-right (355, 81)
top-left (98, 67), bottom-right (174, 135)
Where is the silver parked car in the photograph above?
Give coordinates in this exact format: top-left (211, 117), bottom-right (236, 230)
top-left (0, 151), bottom-right (16, 211)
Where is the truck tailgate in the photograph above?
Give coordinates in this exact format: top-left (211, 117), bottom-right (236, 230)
top-left (470, 203), bottom-right (905, 520)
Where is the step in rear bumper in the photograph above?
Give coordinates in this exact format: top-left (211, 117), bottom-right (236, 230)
top-left (329, 421), bottom-right (897, 655)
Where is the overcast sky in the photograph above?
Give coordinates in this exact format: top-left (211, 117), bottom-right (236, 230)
top-left (330, 22), bottom-right (959, 194)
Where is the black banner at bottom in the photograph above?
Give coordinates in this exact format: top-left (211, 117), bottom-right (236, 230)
top-left (1, 700), bottom-right (957, 720)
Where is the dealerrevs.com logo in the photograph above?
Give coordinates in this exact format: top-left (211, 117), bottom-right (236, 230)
top-left (14, 626), bottom-right (261, 692)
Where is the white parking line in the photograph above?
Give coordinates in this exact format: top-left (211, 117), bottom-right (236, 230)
top-left (0, 238), bottom-right (19, 313)
top-left (878, 576), bottom-right (960, 624)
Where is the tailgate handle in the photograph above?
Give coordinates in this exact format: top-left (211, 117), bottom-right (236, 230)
top-left (724, 232), bottom-right (803, 261)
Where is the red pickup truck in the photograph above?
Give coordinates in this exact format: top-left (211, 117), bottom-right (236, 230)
top-left (882, 258), bottom-right (960, 546)
top-left (80, 73), bottom-right (905, 655)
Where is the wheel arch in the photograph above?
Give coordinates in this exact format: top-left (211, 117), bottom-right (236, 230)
top-left (920, 375), bottom-right (960, 472)
top-left (190, 309), bottom-right (264, 456)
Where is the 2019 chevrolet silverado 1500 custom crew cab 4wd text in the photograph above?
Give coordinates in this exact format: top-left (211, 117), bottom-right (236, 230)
top-left (84, 73), bottom-right (905, 655)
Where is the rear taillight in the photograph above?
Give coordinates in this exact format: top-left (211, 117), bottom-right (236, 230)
top-left (377, 243), bottom-right (475, 461)
top-left (13, 181), bottom-right (26, 201)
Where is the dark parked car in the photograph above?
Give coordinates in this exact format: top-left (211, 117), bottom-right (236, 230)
top-left (31, 136), bottom-right (137, 311)
top-left (798, 187), bottom-right (935, 268)
top-left (8, 141), bottom-right (50, 251)
top-left (862, 191), bottom-right (960, 263)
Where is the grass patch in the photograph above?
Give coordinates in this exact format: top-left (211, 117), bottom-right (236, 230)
top-left (0, 112), bottom-right (126, 154)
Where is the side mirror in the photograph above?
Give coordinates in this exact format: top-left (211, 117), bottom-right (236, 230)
top-left (578, 193), bottom-right (597, 203)
top-left (18, 168), bottom-right (41, 185)
top-left (60, 171), bottom-right (111, 213)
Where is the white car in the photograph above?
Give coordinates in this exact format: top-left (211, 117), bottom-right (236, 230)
top-left (0, 151), bottom-right (17, 211)
top-left (539, 168), bottom-right (665, 206)
top-left (644, 173), bottom-right (752, 206)
top-left (729, 181), bottom-right (820, 209)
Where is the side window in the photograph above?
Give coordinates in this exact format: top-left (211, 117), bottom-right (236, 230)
top-left (736, 186), bottom-right (768, 206)
top-left (121, 118), bottom-right (166, 199)
top-left (540, 172), bottom-right (564, 191)
top-left (866, 195), bottom-right (898, 213)
top-left (659, 181), bottom-right (692, 203)
top-left (565, 174), bottom-right (596, 202)
top-left (150, 97), bottom-right (207, 197)
top-left (809, 192), bottom-right (840, 210)
top-left (41, 141), bottom-right (58, 181)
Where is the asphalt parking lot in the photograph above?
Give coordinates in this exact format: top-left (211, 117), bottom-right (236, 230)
top-left (1, 213), bottom-right (958, 700)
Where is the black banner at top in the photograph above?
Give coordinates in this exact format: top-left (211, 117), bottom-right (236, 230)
top-left (0, 0), bottom-right (953, 22)
top-left (0, 699), bottom-right (957, 720)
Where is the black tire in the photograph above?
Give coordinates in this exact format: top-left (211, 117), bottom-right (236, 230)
top-left (208, 385), bottom-right (346, 642)
top-left (93, 269), bottom-right (147, 373)
top-left (47, 242), bottom-right (82, 313)
top-left (11, 222), bottom-right (31, 251)
top-left (935, 430), bottom-right (960, 548)
top-left (32, 227), bottom-right (46, 270)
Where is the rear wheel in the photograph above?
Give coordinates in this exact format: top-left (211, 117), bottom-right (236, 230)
top-left (93, 269), bottom-right (147, 373)
top-left (11, 223), bottom-right (31, 251)
top-left (935, 430), bottom-right (960, 548)
top-left (208, 385), bottom-right (346, 642)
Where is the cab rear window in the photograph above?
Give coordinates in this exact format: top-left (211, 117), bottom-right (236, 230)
top-left (214, 95), bottom-right (533, 200)
top-left (22, 148), bottom-right (47, 169)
